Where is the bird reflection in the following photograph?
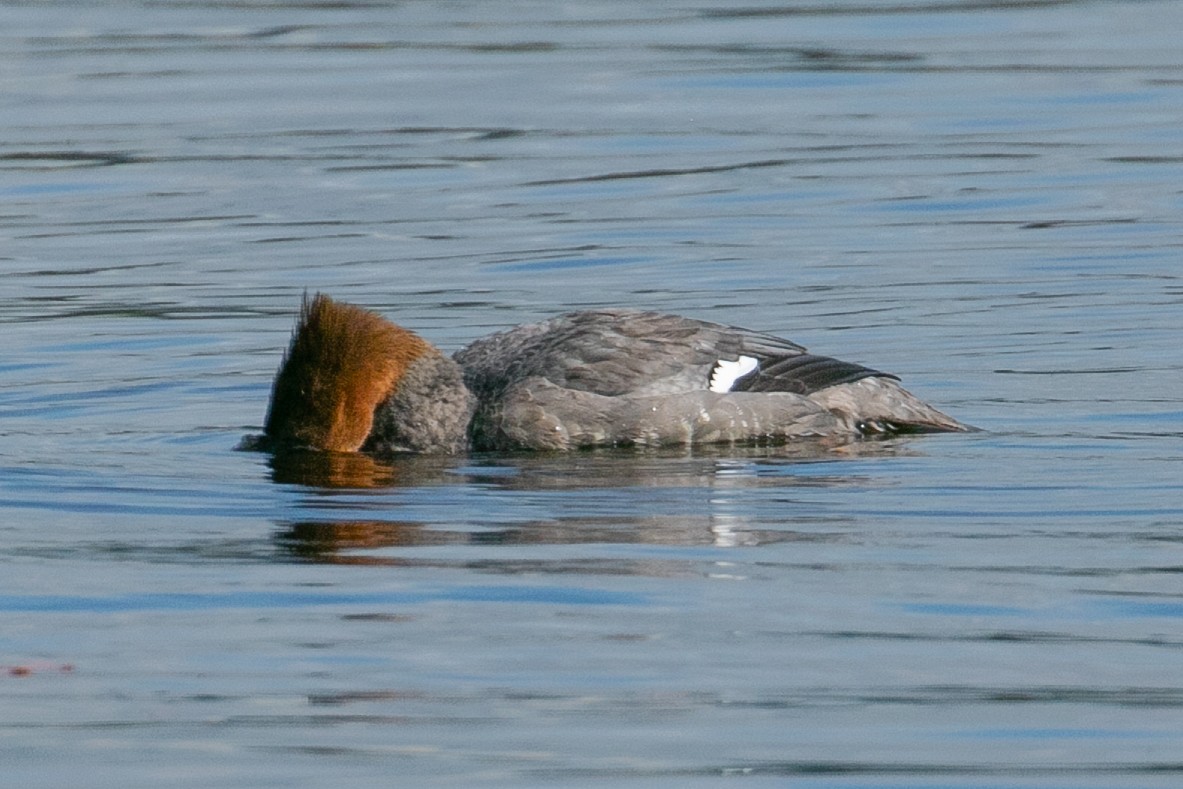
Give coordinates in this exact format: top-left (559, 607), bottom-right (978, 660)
top-left (267, 440), bottom-right (916, 568)
top-left (262, 432), bottom-right (914, 489)
top-left (276, 520), bottom-right (447, 564)
top-left (274, 514), bottom-right (836, 569)
top-left (267, 447), bottom-right (453, 488)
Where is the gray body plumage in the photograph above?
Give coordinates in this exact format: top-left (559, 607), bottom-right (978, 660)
top-left (451, 309), bottom-right (968, 451)
top-left (365, 349), bottom-right (475, 454)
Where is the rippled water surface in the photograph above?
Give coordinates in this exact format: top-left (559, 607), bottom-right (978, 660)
top-left (2, 1), bottom-right (1182, 786)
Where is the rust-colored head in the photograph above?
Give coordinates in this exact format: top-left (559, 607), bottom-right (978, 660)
top-left (264, 294), bottom-right (432, 452)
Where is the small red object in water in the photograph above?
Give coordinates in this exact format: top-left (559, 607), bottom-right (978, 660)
top-left (5, 662), bottom-right (74, 676)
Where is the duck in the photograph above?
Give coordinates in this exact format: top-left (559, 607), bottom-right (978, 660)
top-left (261, 293), bottom-right (970, 454)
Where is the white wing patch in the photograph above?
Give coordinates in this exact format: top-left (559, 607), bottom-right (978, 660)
top-left (709, 355), bottom-right (758, 393)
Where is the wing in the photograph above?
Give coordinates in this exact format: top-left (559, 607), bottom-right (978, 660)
top-left (455, 309), bottom-right (811, 398)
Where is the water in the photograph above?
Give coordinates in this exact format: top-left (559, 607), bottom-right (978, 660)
top-left (2, 1), bottom-right (1182, 786)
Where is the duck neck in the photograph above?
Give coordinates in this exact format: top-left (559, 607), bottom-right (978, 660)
top-left (364, 349), bottom-right (475, 454)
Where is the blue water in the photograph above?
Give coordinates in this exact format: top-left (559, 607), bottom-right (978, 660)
top-left (2, 1), bottom-right (1182, 787)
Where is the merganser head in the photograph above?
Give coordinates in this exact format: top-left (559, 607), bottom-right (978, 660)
top-left (264, 294), bottom-right (473, 454)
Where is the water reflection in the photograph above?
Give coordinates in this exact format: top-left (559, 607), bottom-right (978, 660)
top-left (266, 447), bottom-right (454, 488)
top-left (266, 438), bottom-right (916, 489)
top-left (274, 512), bottom-right (843, 568)
top-left (265, 440), bottom-right (913, 570)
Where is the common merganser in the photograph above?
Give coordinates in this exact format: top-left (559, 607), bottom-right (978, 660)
top-left (261, 294), bottom-right (970, 453)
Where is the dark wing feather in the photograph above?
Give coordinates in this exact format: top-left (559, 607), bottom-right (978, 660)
top-left (731, 354), bottom-right (897, 395)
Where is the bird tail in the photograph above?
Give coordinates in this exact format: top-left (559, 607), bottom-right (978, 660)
top-left (808, 376), bottom-right (974, 435)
